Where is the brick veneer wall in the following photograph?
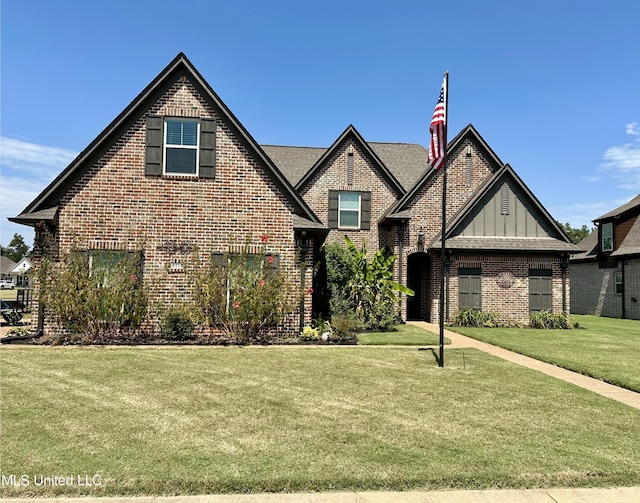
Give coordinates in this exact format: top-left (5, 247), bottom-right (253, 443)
top-left (395, 137), bottom-right (497, 322)
top-left (41, 76), bottom-right (310, 335)
top-left (300, 138), bottom-right (399, 253)
top-left (623, 258), bottom-right (640, 319)
top-left (444, 255), bottom-right (567, 325)
top-left (570, 261), bottom-right (622, 317)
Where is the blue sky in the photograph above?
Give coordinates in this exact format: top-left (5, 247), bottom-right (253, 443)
top-left (1, 0), bottom-right (639, 247)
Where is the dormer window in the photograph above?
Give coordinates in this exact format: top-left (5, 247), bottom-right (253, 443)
top-left (602, 222), bottom-right (613, 252)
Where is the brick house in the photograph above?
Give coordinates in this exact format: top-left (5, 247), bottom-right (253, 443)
top-left (571, 194), bottom-right (640, 319)
top-left (12, 53), bottom-right (577, 334)
top-left (11, 53), bottom-right (326, 335)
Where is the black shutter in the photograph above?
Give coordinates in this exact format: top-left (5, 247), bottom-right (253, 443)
top-left (199, 118), bottom-right (217, 179)
top-left (328, 190), bottom-right (338, 229)
top-left (145, 115), bottom-right (163, 176)
top-left (212, 252), bottom-right (226, 268)
top-left (360, 191), bottom-right (371, 230)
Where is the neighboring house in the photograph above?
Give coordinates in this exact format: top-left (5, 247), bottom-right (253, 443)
top-left (0, 255), bottom-right (17, 283)
top-left (10, 257), bottom-right (33, 288)
top-left (11, 53), bottom-right (577, 334)
top-left (571, 194), bottom-right (640, 319)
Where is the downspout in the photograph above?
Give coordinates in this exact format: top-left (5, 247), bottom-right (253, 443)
top-left (621, 259), bottom-right (626, 319)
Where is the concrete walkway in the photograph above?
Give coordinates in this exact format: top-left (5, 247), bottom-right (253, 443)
top-left (2, 487), bottom-right (640, 503)
top-left (408, 321), bottom-right (640, 410)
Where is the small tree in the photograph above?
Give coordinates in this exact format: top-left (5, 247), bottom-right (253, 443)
top-left (1, 233), bottom-right (30, 262)
top-left (344, 235), bottom-right (414, 329)
top-left (557, 221), bottom-right (593, 244)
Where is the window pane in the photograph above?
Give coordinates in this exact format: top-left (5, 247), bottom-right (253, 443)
top-left (339, 210), bottom-right (359, 228)
top-left (339, 192), bottom-right (360, 209)
top-left (166, 148), bottom-right (197, 174)
top-left (166, 120), bottom-right (198, 146)
top-left (166, 121), bottom-right (183, 145)
top-left (602, 223), bottom-right (613, 251)
top-left (181, 122), bottom-right (198, 146)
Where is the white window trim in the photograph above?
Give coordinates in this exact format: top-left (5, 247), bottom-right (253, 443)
top-left (602, 222), bottom-right (613, 252)
top-left (338, 191), bottom-right (361, 229)
top-left (164, 118), bottom-right (200, 176)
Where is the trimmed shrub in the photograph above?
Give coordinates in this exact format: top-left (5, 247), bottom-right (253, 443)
top-left (160, 307), bottom-right (195, 341)
top-left (452, 307), bottom-right (499, 327)
top-left (529, 310), bottom-right (574, 329)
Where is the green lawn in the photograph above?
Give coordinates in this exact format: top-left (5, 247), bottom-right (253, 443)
top-left (1, 346), bottom-right (639, 497)
top-left (449, 315), bottom-right (640, 393)
top-left (357, 323), bottom-right (449, 345)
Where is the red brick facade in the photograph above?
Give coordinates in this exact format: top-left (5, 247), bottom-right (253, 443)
top-left (16, 54), bottom-right (576, 334)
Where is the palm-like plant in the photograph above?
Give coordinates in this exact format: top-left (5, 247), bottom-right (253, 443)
top-left (344, 235), bottom-right (414, 318)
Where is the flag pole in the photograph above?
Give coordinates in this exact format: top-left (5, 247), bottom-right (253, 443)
top-left (438, 71), bottom-right (449, 368)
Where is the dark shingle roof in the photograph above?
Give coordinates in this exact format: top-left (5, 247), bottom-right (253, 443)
top-left (368, 143), bottom-right (430, 192)
top-left (570, 231), bottom-right (598, 261)
top-left (595, 194), bottom-right (640, 221)
top-left (431, 236), bottom-right (579, 253)
top-left (260, 146), bottom-right (325, 187)
top-left (261, 141), bottom-right (429, 192)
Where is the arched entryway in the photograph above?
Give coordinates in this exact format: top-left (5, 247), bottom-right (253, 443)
top-left (407, 252), bottom-right (430, 321)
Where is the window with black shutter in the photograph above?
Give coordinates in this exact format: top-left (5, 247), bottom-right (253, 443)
top-left (529, 268), bottom-right (552, 311)
top-left (328, 190), bottom-right (371, 230)
top-left (145, 115), bottom-right (216, 178)
top-left (458, 267), bottom-right (482, 310)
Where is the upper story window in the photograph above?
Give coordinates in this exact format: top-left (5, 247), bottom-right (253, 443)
top-left (602, 222), bottom-right (613, 252)
top-left (328, 190), bottom-right (371, 230)
top-left (145, 115), bottom-right (216, 179)
top-left (339, 192), bottom-right (361, 228)
top-left (165, 119), bottom-right (199, 175)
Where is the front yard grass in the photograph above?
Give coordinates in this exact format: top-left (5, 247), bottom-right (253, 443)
top-left (1, 345), bottom-right (639, 497)
top-left (449, 314), bottom-right (640, 393)
top-left (357, 323), bottom-right (449, 345)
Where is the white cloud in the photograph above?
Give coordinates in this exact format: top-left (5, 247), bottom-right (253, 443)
top-left (597, 123), bottom-right (640, 189)
top-left (0, 136), bottom-right (77, 176)
top-left (0, 136), bottom-right (78, 244)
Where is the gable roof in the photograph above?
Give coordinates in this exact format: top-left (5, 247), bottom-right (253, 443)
top-left (10, 53), bottom-right (323, 231)
top-left (572, 194), bottom-right (640, 262)
top-left (293, 125), bottom-right (405, 196)
top-left (385, 124), bottom-right (503, 221)
top-left (594, 194), bottom-right (640, 221)
top-left (0, 255), bottom-right (17, 275)
top-left (430, 163), bottom-right (577, 253)
top-left (263, 141), bottom-right (429, 193)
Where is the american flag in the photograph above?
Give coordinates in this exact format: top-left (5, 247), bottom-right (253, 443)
top-left (428, 76), bottom-right (447, 170)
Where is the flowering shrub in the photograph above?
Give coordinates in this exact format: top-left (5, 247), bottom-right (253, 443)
top-left (188, 237), bottom-right (296, 343)
top-left (39, 248), bottom-right (148, 342)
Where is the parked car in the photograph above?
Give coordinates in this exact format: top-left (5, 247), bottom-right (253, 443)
top-left (0, 279), bottom-right (16, 290)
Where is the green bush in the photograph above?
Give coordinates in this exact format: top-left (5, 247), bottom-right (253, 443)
top-left (453, 307), bottom-right (499, 327)
top-left (364, 297), bottom-right (399, 331)
top-left (160, 307), bottom-right (195, 341)
top-left (300, 325), bottom-right (320, 341)
top-left (330, 313), bottom-right (362, 342)
top-left (529, 310), bottom-right (574, 329)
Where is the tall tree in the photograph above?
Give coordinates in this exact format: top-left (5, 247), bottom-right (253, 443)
top-left (557, 222), bottom-right (593, 244)
top-left (1, 234), bottom-right (30, 262)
